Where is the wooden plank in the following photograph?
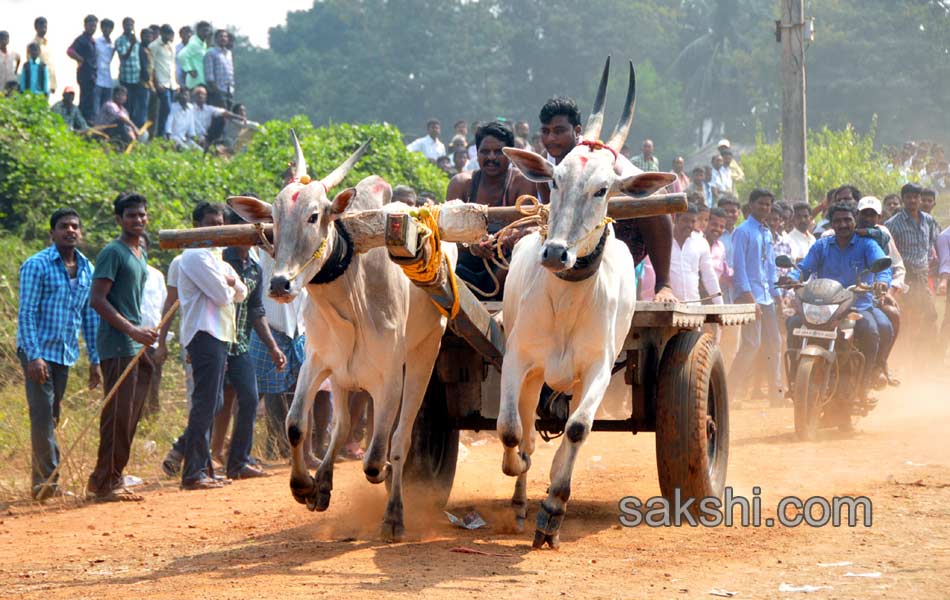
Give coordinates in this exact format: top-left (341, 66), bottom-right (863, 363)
top-left (159, 193), bottom-right (688, 251)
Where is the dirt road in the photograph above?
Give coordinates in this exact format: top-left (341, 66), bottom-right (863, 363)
top-left (1, 375), bottom-right (948, 599)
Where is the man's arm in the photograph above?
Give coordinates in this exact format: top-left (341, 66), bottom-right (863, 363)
top-left (252, 317), bottom-right (286, 370)
top-left (203, 50), bottom-right (217, 89)
top-left (793, 239), bottom-right (819, 282)
top-left (116, 35), bottom-right (134, 60)
top-left (17, 259), bottom-right (43, 362)
top-left (638, 215), bottom-right (673, 295)
top-left (154, 285), bottom-right (178, 363)
top-left (80, 281), bottom-right (101, 366)
top-left (66, 38), bottom-right (83, 65)
top-left (868, 240), bottom-right (892, 287)
top-left (90, 278), bottom-right (157, 346)
top-left (698, 244), bottom-right (723, 304)
top-left (730, 228), bottom-right (753, 300)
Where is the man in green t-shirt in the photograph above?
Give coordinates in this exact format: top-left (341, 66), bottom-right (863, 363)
top-left (87, 193), bottom-right (158, 502)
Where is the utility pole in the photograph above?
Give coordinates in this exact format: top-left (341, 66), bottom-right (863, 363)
top-left (777, 0), bottom-right (808, 206)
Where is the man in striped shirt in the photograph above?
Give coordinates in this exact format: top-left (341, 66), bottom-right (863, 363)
top-left (885, 182), bottom-right (940, 359)
top-left (17, 209), bottom-right (100, 500)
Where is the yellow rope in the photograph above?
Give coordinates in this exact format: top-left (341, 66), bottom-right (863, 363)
top-left (399, 206), bottom-right (461, 320)
top-left (285, 238), bottom-right (328, 283)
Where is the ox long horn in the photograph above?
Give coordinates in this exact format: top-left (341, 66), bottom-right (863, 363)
top-left (582, 56), bottom-right (610, 141)
top-left (290, 129), bottom-right (307, 181)
top-left (320, 138), bottom-right (374, 191)
top-left (607, 61), bottom-right (636, 152)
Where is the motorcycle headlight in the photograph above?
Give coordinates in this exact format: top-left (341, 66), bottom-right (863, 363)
top-left (802, 303), bottom-right (839, 325)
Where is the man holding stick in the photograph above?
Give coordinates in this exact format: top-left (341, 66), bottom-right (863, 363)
top-left (17, 208), bottom-right (101, 500)
top-left (87, 193), bottom-right (157, 502)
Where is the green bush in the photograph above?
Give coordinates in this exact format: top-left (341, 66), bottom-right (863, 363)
top-left (0, 94), bottom-right (448, 246)
top-left (738, 119), bottom-right (904, 205)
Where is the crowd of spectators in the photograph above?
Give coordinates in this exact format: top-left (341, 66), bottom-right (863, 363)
top-left (0, 15), bottom-right (259, 153)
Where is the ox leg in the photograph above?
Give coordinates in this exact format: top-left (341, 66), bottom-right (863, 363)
top-left (499, 350), bottom-right (536, 478)
top-left (288, 359), bottom-right (330, 505)
top-left (511, 371), bottom-right (543, 532)
top-left (534, 357), bottom-right (613, 550)
top-left (309, 381), bottom-right (353, 512)
top-left (381, 327), bottom-right (444, 542)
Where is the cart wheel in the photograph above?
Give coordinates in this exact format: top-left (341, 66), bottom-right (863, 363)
top-left (403, 374), bottom-right (459, 508)
top-left (655, 331), bottom-right (729, 506)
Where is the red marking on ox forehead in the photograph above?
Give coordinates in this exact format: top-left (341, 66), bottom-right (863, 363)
top-left (291, 190), bottom-right (300, 202)
top-left (372, 183), bottom-right (386, 194)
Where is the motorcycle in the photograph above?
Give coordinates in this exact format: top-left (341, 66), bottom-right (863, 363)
top-left (775, 255), bottom-right (892, 441)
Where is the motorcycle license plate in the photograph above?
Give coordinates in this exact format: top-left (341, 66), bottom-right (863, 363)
top-left (793, 327), bottom-right (837, 340)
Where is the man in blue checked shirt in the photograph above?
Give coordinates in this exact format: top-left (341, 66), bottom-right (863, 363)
top-left (16, 208), bottom-right (101, 500)
top-left (727, 189), bottom-right (785, 406)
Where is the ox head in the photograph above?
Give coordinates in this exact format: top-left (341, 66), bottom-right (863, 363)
top-left (227, 131), bottom-right (372, 302)
top-left (504, 59), bottom-right (675, 272)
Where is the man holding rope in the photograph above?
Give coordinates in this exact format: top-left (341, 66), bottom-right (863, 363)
top-left (16, 208), bottom-right (101, 501)
top-left (87, 193), bottom-right (157, 502)
top-left (447, 120), bottom-right (538, 299)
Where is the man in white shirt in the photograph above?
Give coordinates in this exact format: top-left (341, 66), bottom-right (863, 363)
top-left (170, 203), bottom-right (247, 490)
top-left (191, 84), bottom-right (243, 149)
top-left (786, 201), bottom-right (816, 262)
top-left (709, 153), bottom-right (733, 198)
top-left (93, 19), bottom-right (115, 111)
top-left (165, 88), bottom-right (199, 150)
top-left (139, 234), bottom-right (167, 418)
top-left (669, 204), bottom-right (723, 304)
top-left (149, 25), bottom-right (176, 138)
top-left (406, 118), bottom-right (446, 161)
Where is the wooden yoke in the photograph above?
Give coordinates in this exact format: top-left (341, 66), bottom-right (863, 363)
top-left (158, 193), bottom-right (687, 251)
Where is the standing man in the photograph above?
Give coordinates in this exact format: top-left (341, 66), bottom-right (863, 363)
top-left (446, 120), bottom-right (538, 299)
top-left (176, 202), bottom-right (246, 490)
top-left (149, 25), bottom-right (176, 137)
top-left (93, 19), bottom-right (115, 111)
top-left (17, 209), bottom-right (100, 500)
top-left (937, 224), bottom-right (950, 360)
top-left (705, 207), bottom-right (733, 300)
top-left (31, 17), bottom-right (56, 94)
top-left (710, 154), bottom-right (732, 198)
top-left (406, 118), bottom-right (446, 162)
top-left (136, 28), bottom-right (155, 131)
top-left (174, 26), bottom-right (193, 90)
top-left (177, 21), bottom-right (212, 90)
top-left (787, 201), bottom-right (816, 262)
top-left (67, 15), bottom-right (98, 123)
top-left (87, 193), bottom-right (157, 502)
top-left (885, 182), bottom-right (940, 360)
top-left (728, 189), bottom-right (783, 406)
top-left (670, 156), bottom-right (690, 193)
top-left (139, 234), bottom-right (166, 418)
top-left (631, 139), bottom-right (659, 172)
top-left (669, 204), bottom-right (722, 304)
top-left (115, 18), bottom-right (143, 128)
top-left (537, 95), bottom-right (677, 303)
top-left (686, 166), bottom-right (714, 208)
top-left (18, 43), bottom-right (49, 96)
top-left (204, 30), bottom-right (234, 109)
top-left (0, 31), bottom-right (20, 91)
top-left (214, 209), bottom-right (286, 479)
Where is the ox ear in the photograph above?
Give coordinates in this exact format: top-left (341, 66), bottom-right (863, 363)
top-left (329, 187), bottom-right (357, 216)
top-left (617, 172), bottom-right (677, 198)
top-left (503, 147), bottom-right (554, 182)
top-left (227, 196), bottom-right (273, 223)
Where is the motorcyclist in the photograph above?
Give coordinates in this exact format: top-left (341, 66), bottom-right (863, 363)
top-left (783, 203), bottom-right (895, 392)
top-left (819, 196), bottom-right (904, 384)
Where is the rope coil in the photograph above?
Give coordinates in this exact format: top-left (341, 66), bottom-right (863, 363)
top-left (398, 206), bottom-right (461, 320)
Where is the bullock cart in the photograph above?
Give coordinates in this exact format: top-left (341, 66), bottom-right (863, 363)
top-left (160, 193), bottom-right (756, 507)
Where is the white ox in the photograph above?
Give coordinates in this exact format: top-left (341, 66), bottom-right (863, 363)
top-left (499, 60), bottom-right (675, 548)
top-left (229, 134), bottom-right (456, 541)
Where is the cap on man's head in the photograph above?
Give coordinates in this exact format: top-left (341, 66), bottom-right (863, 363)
top-left (857, 196), bottom-right (882, 215)
top-left (63, 86), bottom-right (76, 94)
top-left (717, 138), bottom-right (731, 148)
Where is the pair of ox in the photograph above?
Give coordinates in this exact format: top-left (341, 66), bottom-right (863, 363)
top-left (229, 58), bottom-right (675, 547)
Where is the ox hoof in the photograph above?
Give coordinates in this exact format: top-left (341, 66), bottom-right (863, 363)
top-left (535, 501), bottom-right (565, 535)
top-left (290, 475), bottom-right (316, 505)
top-left (364, 462), bottom-right (391, 485)
top-left (512, 502), bottom-right (527, 533)
top-left (380, 519), bottom-right (405, 543)
top-left (307, 487), bottom-right (332, 512)
top-left (532, 530), bottom-right (560, 550)
top-left (502, 451), bottom-right (531, 477)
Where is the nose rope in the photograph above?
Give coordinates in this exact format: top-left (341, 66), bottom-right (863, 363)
top-left (284, 237), bottom-right (329, 283)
